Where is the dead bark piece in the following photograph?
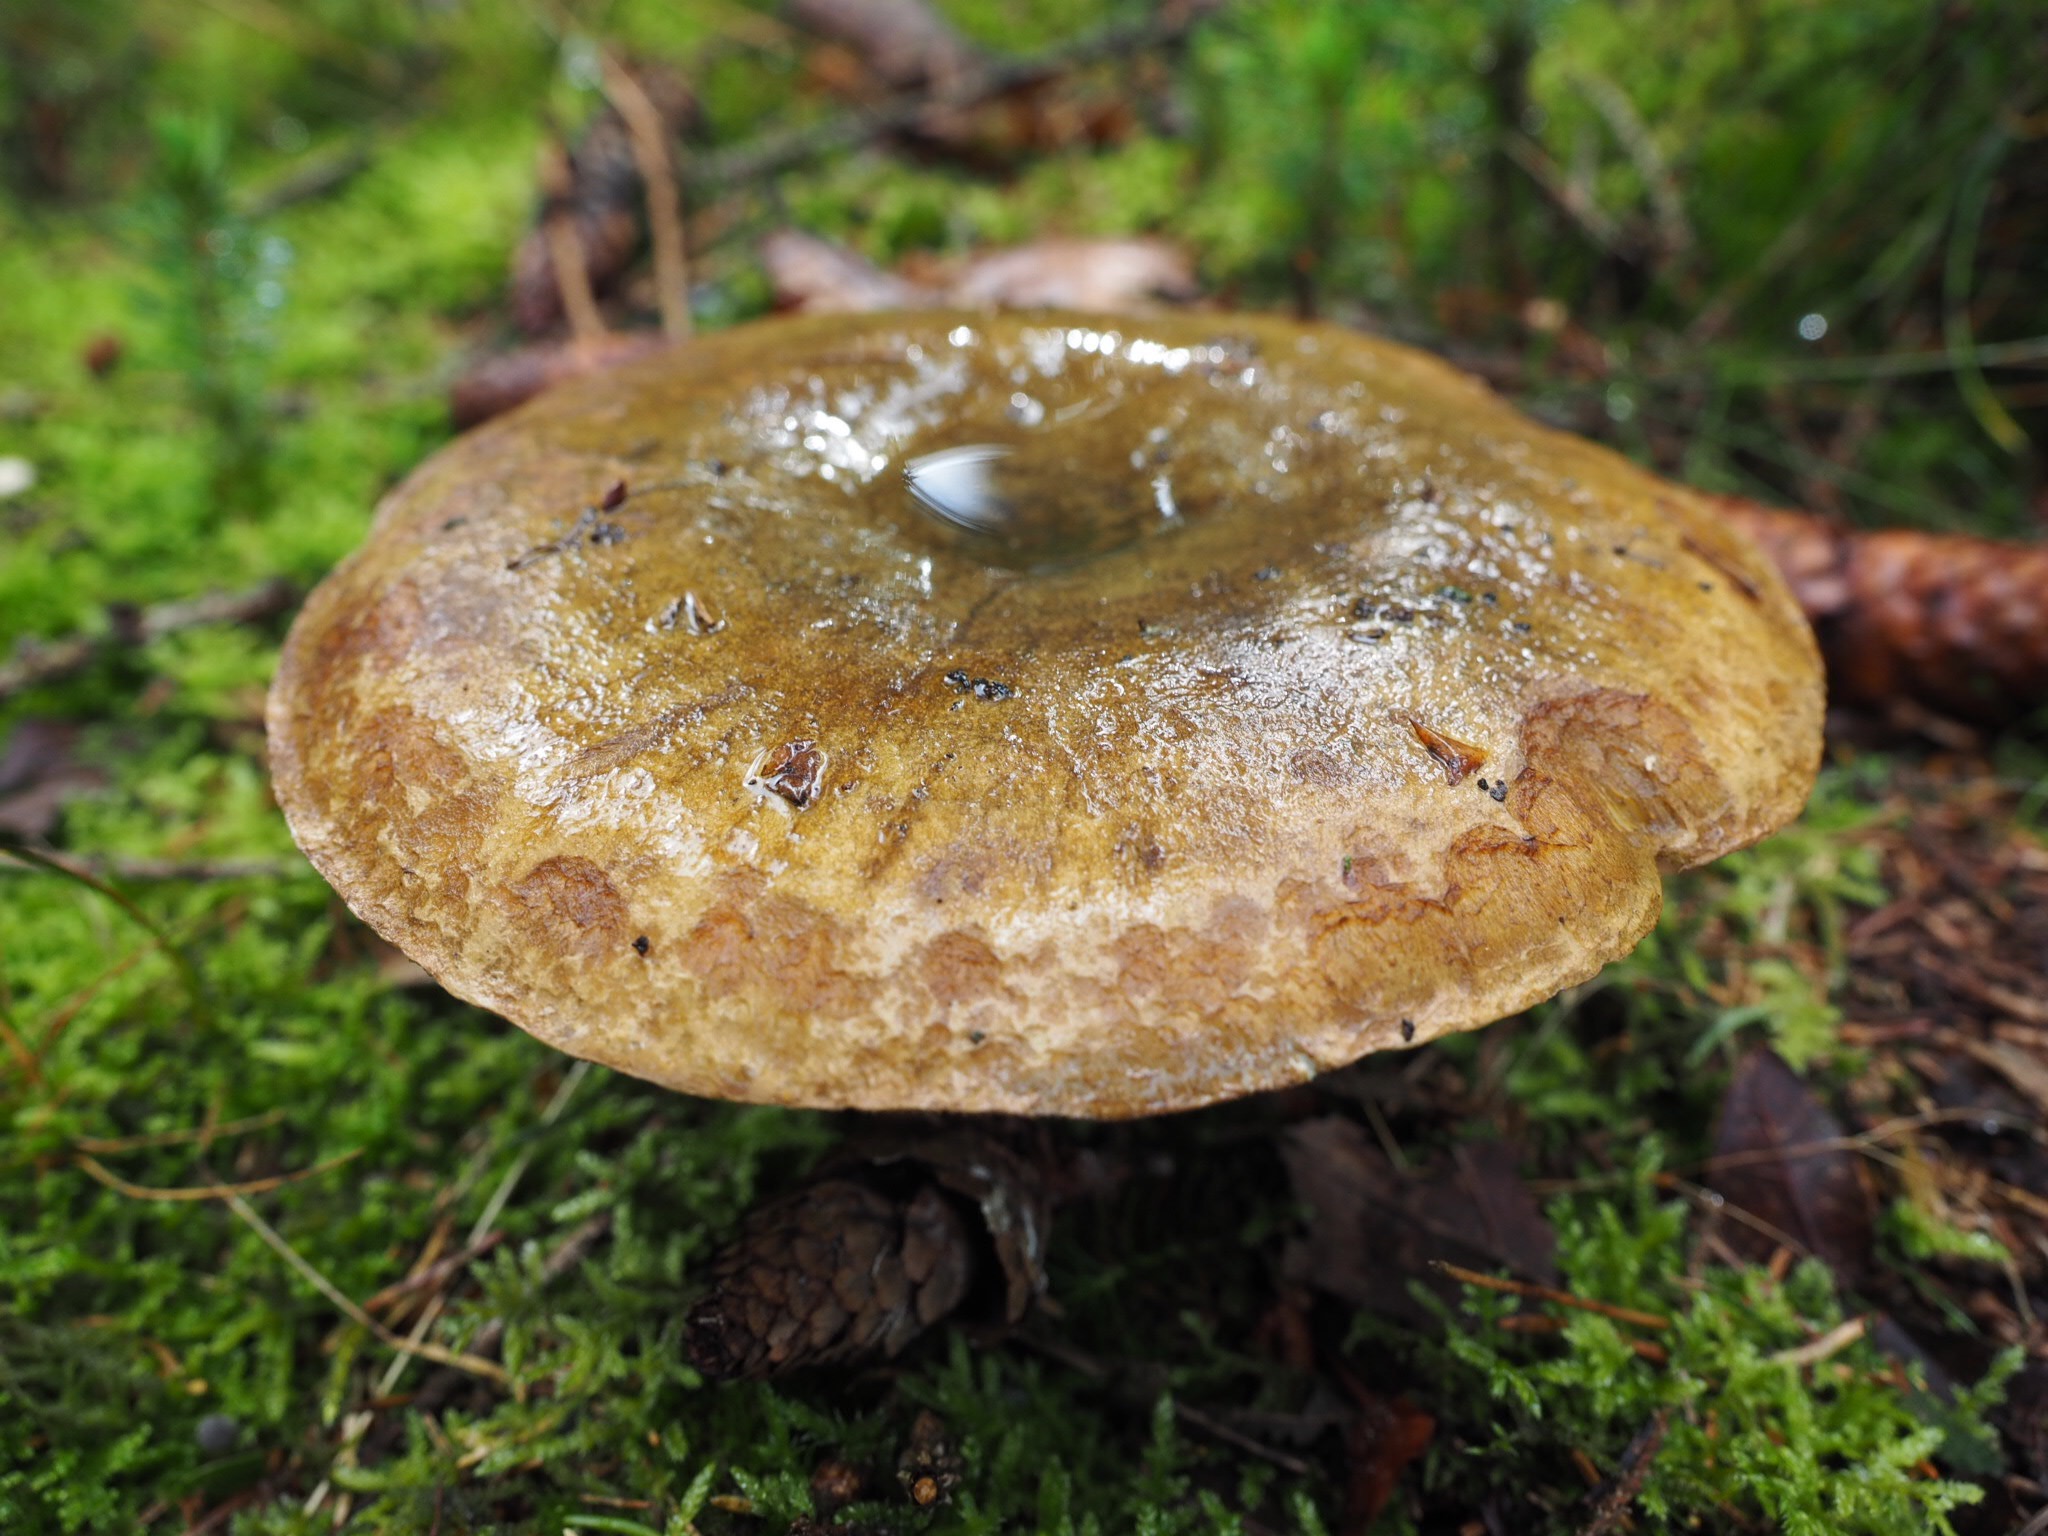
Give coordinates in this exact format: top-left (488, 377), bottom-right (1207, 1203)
top-left (447, 334), bottom-right (668, 431)
top-left (1705, 1048), bottom-right (1874, 1281)
top-left (688, 2), bottom-right (1226, 196)
top-left (1713, 494), bottom-right (2048, 728)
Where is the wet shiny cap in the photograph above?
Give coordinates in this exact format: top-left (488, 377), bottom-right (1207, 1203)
top-left (267, 310), bottom-right (1823, 1118)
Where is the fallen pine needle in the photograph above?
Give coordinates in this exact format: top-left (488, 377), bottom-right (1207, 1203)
top-left (1432, 1262), bottom-right (1672, 1331)
top-left (599, 54), bottom-right (691, 340)
top-left (219, 1184), bottom-right (509, 1386)
top-left (75, 1108), bottom-right (289, 1154)
top-left (76, 1146), bottom-right (364, 1201)
top-left (1768, 1314), bottom-right (1867, 1368)
top-left (0, 1011), bottom-right (40, 1084)
top-left (362, 1230), bottom-right (506, 1315)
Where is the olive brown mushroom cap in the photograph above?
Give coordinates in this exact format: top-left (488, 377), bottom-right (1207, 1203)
top-left (267, 310), bottom-right (1822, 1118)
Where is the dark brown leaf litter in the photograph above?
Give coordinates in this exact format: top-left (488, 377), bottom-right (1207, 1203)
top-left (783, 0), bottom-right (1153, 164)
top-left (1828, 763), bottom-right (2048, 1311)
top-left (1704, 1048), bottom-right (1876, 1281)
top-left (1281, 1116), bottom-right (1556, 1325)
top-left (1837, 766), bottom-right (2048, 1043)
top-left (1707, 759), bottom-right (2048, 1492)
top-left (684, 1129), bottom-right (1049, 1379)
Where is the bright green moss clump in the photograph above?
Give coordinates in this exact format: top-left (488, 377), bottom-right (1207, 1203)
top-left (1400, 1175), bottom-right (2017, 1536)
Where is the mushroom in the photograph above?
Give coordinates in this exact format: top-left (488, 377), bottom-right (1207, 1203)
top-left (267, 310), bottom-right (1822, 1120)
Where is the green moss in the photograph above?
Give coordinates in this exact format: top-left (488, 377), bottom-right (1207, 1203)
top-left (1, 1), bottom-right (2035, 1530)
top-left (1391, 1173), bottom-right (2017, 1536)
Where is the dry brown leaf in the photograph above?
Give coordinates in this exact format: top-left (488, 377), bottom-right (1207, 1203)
top-left (760, 230), bottom-right (927, 314)
top-left (1705, 1048), bottom-right (1874, 1281)
top-left (0, 720), bottom-right (104, 839)
top-left (447, 334), bottom-right (669, 430)
top-left (947, 237), bottom-right (1198, 311)
top-left (1281, 1117), bottom-right (1556, 1324)
top-left (762, 229), bottom-right (1199, 317)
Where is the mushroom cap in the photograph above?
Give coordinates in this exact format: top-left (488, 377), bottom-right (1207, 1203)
top-left (268, 310), bottom-right (1822, 1118)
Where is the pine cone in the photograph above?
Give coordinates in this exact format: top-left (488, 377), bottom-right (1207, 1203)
top-left (1715, 495), bottom-right (2048, 727)
top-left (686, 1175), bottom-right (974, 1379)
top-left (684, 1130), bottom-right (1052, 1380)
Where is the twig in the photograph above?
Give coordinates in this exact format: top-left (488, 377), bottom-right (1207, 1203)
top-left (76, 1147), bottom-right (363, 1202)
top-left (470, 1060), bottom-right (591, 1245)
top-left (0, 1012), bottom-right (41, 1085)
top-left (218, 1182), bottom-right (509, 1385)
top-left (1768, 1314), bottom-right (1868, 1367)
top-left (1499, 1315), bottom-right (1667, 1362)
top-left (1569, 68), bottom-right (1691, 263)
top-left (173, 1490), bottom-right (261, 1536)
top-left (239, 140), bottom-right (372, 218)
top-left (538, 141), bottom-right (609, 346)
top-left (1172, 1399), bottom-right (1316, 1477)
top-left (1504, 132), bottom-right (1624, 255)
top-left (1431, 1262), bottom-right (1671, 1331)
top-left (0, 578), bottom-right (295, 702)
top-left (0, 838), bottom-right (211, 1030)
top-left (1533, 1107), bottom-right (2048, 1198)
top-left (1575, 1408), bottom-right (1671, 1536)
top-left (371, 1059), bottom-right (594, 1400)
top-left (75, 1109), bottom-right (289, 1154)
top-left (0, 853), bottom-right (292, 883)
top-left (361, 1231), bottom-right (507, 1315)
top-left (600, 57), bottom-right (692, 340)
